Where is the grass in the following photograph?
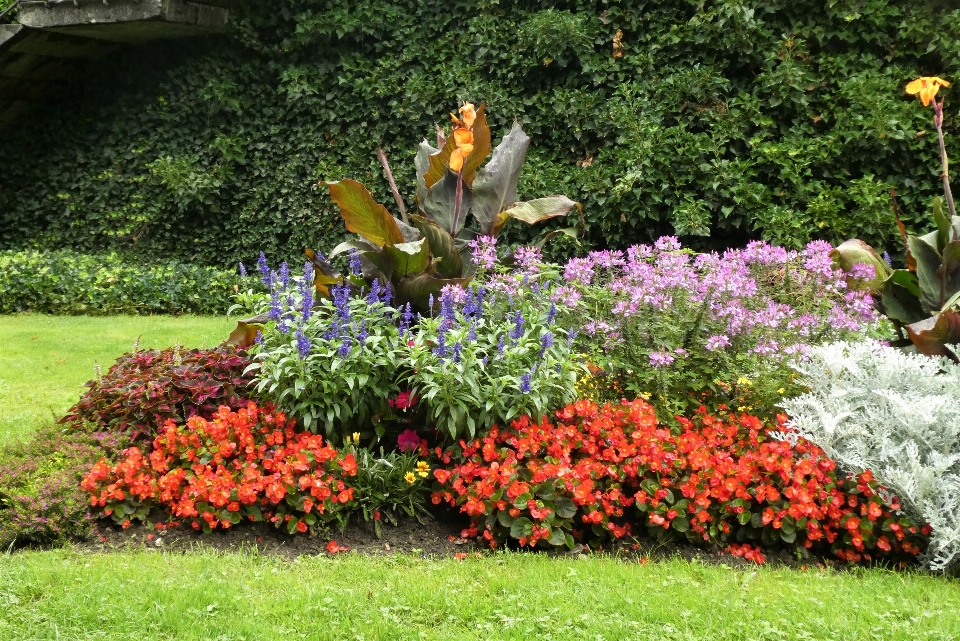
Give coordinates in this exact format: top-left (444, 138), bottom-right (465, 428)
top-left (0, 314), bottom-right (234, 442)
top-left (2, 314), bottom-right (960, 640)
top-left (2, 550), bottom-right (959, 640)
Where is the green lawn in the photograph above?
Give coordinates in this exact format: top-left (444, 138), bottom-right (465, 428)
top-left (2, 550), bottom-right (959, 641)
top-left (2, 314), bottom-right (960, 640)
top-left (0, 314), bottom-right (234, 442)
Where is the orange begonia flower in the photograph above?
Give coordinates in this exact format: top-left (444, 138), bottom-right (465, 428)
top-left (906, 76), bottom-right (950, 107)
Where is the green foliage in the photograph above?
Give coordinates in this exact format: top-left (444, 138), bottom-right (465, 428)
top-left (0, 424), bottom-right (124, 549)
top-left (340, 446), bottom-right (432, 537)
top-left (0, 250), bottom-right (241, 315)
top-left (1, 1), bottom-right (957, 267)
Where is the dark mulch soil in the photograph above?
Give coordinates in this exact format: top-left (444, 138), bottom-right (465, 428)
top-left (72, 507), bottom-right (861, 572)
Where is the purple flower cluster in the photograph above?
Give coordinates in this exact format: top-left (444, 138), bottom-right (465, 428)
top-left (563, 237), bottom-right (876, 365)
top-left (469, 235), bottom-right (498, 270)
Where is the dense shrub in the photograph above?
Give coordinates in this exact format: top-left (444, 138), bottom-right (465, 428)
top-left (0, 1), bottom-right (957, 266)
top-left (82, 402), bottom-right (357, 534)
top-left (0, 250), bottom-right (241, 315)
top-left (780, 340), bottom-right (960, 573)
top-left (432, 399), bottom-right (929, 565)
top-left (0, 425), bottom-right (123, 549)
top-left (62, 345), bottom-right (254, 443)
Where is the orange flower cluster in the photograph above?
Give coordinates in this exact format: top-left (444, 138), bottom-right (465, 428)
top-left (432, 399), bottom-right (929, 564)
top-left (906, 76), bottom-right (950, 107)
top-left (448, 102), bottom-right (477, 173)
top-left (82, 402), bottom-right (357, 534)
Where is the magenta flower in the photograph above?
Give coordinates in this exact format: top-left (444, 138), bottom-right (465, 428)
top-left (398, 429), bottom-right (420, 453)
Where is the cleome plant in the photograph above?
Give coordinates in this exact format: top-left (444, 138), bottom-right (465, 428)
top-left (833, 76), bottom-right (960, 360)
top-left (309, 102), bottom-right (581, 311)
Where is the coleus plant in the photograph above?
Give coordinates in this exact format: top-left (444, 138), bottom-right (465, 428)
top-left (310, 102), bottom-right (582, 310)
top-left (833, 77), bottom-right (960, 360)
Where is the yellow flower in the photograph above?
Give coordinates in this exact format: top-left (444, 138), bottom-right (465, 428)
top-left (352, 432), bottom-right (360, 444)
top-left (777, 388), bottom-right (785, 395)
top-left (736, 377), bottom-right (751, 387)
top-left (404, 472), bottom-right (416, 484)
top-left (416, 461), bottom-right (430, 478)
top-left (906, 77), bottom-right (950, 107)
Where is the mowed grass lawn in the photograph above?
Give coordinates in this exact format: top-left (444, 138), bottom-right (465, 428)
top-left (2, 314), bottom-right (960, 640)
top-left (0, 314), bottom-right (234, 442)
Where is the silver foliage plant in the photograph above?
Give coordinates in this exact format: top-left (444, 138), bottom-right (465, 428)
top-left (777, 340), bottom-right (960, 573)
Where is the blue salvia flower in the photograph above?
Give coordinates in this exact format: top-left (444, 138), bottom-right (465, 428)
top-left (338, 335), bottom-right (351, 358)
top-left (277, 319), bottom-right (290, 335)
top-left (519, 373), bottom-right (532, 393)
top-left (348, 249), bottom-right (362, 276)
top-left (452, 341), bottom-right (462, 363)
top-left (332, 284), bottom-right (351, 323)
top-left (296, 326), bottom-right (310, 360)
top-left (538, 331), bottom-right (554, 359)
top-left (257, 252), bottom-right (270, 281)
top-left (433, 330), bottom-right (448, 360)
top-left (254, 330), bottom-right (263, 345)
top-left (532, 280), bottom-right (540, 294)
top-left (286, 292), bottom-right (295, 315)
top-left (481, 355), bottom-right (489, 367)
top-left (238, 262), bottom-right (248, 277)
top-left (279, 262), bottom-right (290, 289)
top-left (428, 294), bottom-right (435, 315)
top-left (883, 251), bottom-right (893, 267)
top-left (382, 282), bottom-right (394, 306)
top-left (367, 280), bottom-right (382, 305)
top-left (356, 319), bottom-right (369, 345)
top-left (496, 334), bottom-right (506, 358)
top-left (546, 301), bottom-right (557, 326)
top-left (398, 303), bottom-right (414, 340)
top-left (555, 363), bottom-right (562, 373)
top-left (440, 288), bottom-right (456, 329)
top-left (467, 322), bottom-right (477, 342)
top-left (567, 327), bottom-right (578, 347)
top-left (509, 310), bottom-right (525, 340)
top-left (301, 263), bottom-right (314, 323)
top-left (269, 287), bottom-right (283, 322)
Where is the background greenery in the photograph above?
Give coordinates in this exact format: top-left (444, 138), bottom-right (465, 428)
top-left (0, 0), bottom-right (957, 269)
top-left (0, 250), bottom-right (241, 315)
top-left (0, 315), bottom-right (233, 442)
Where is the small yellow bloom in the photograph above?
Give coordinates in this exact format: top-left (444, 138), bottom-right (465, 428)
top-left (777, 388), bottom-right (785, 395)
top-left (352, 432), bottom-right (360, 444)
top-left (416, 461), bottom-right (430, 478)
top-left (906, 76), bottom-right (950, 107)
top-left (404, 472), bottom-right (416, 484)
top-left (736, 377), bottom-right (752, 387)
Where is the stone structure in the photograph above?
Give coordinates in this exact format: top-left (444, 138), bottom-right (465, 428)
top-left (0, 0), bottom-right (236, 125)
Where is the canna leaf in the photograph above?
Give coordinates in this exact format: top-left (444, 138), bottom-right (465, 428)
top-left (415, 140), bottom-right (438, 211)
top-left (326, 179), bottom-right (405, 247)
top-left (423, 133), bottom-right (459, 190)
top-left (329, 239), bottom-right (380, 258)
top-left (395, 272), bottom-right (472, 312)
top-left (411, 214), bottom-right (463, 278)
top-left (907, 235), bottom-right (943, 313)
top-left (906, 309), bottom-right (960, 362)
top-left (937, 240), bottom-right (960, 309)
top-left (423, 170), bottom-right (472, 236)
top-left (880, 270), bottom-right (926, 325)
top-left (493, 196), bottom-right (579, 236)
top-left (830, 239), bottom-right (890, 294)
top-left (383, 239), bottom-right (431, 280)
top-left (472, 122), bottom-right (531, 235)
top-left (225, 321), bottom-right (262, 350)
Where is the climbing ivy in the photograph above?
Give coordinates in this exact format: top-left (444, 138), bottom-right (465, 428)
top-left (0, 0), bottom-right (957, 268)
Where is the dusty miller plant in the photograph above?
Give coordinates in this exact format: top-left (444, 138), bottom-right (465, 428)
top-left (777, 340), bottom-right (960, 573)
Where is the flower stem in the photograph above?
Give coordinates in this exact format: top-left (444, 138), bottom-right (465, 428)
top-left (934, 99), bottom-right (957, 222)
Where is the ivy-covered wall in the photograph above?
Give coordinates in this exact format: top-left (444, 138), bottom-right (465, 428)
top-left (1, 0), bottom-right (957, 268)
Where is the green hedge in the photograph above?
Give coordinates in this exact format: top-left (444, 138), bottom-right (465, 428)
top-left (0, 250), bottom-right (241, 315)
top-left (0, 0), bottom-right (957, 268)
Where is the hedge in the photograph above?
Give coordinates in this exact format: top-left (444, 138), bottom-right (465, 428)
top-left (0, 0), bottom-right (957, 269)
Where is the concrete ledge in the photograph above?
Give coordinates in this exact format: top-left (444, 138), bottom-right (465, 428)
top-left (0, 24), bottom-right (25, 49)
top-left (18, 0), bottom-right (229, 42)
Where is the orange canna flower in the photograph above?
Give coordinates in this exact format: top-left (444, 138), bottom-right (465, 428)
top-left (459, 102), bottom-right (477, 128)
top-left (448, 140), bottom-right (474, 172)
top-left (906, 76), bottom-right (950, 107)
top-left (453, 128), bottom-right (474, 147)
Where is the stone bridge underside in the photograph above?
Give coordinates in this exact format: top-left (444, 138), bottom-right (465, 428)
top-left (0, 0), bottom-right (235, 126)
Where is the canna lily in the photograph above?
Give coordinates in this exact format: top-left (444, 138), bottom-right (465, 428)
top-left (906, 76), bottom-right (950, 107)
top-left (448, 102), bottom-right (477, 172)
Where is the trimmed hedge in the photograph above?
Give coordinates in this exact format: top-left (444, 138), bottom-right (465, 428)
top-left (0, 0), bottom-right (957, 268)
top-left (0, 250), bottom-right (241, 315)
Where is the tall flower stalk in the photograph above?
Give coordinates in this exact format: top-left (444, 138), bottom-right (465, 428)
top-left (906, 77), bottom-right (955, 220)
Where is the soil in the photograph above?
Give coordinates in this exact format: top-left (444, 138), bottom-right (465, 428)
top-left (74, 506), bottom-right (857, 572)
